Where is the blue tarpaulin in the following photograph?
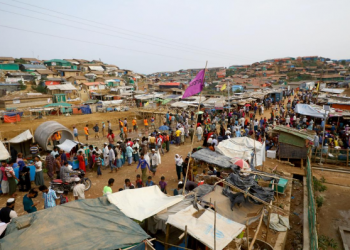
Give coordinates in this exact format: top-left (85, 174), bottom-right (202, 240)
top-left (80, 105), bottom-right (92, 114)
top-left (4, 112), bottom-right (23, 117)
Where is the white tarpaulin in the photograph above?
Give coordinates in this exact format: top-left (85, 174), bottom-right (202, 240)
top-left (215, 137), bottom-right (265, 166)
top-left (101, 100), bottom-right (123, 106)
top-left (166, 205), bottom-right (245, 250)
top-left (8, 130), bottom-right (33, 143)
top-left (107, 186), bottom-right (183, 221)
top-left (57, 139), bottom-right (78, 153)
top-left (321, 88), bottom-right (345, 94)
top-left (0, 141), bottom-right (10, 160)
top-left (295, 104), bottom-right (325, 118)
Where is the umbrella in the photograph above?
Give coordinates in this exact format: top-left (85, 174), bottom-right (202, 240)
top-left (245, 104), bottom-right (251, 107)
top-left (230, 157), bottom-right (249, 169)
top-left (158, 125), bottom-right (169, 131)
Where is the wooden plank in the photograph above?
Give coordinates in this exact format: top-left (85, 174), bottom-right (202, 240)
top-left (339, 226), bottom-right (350, 250)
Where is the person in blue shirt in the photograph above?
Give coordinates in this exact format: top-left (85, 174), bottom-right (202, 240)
top-left (135, 154), bottom-right (150, 184)
top-left (23, 189), bottom-right (39, 214)
top-left (126, 144), bottom-right (133, 166)
top-left (321, 119), bottom-right (325, 128)
top-left (145, 176), bottom-right (154, 187)
top-left (39, 185), bottom-right (59, 209)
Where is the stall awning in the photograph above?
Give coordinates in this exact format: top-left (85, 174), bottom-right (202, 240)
top-left (107, 185), bottom-right (183, 221)
top-left (295, 104), bottom-right (325, 118)
top-left (57, 139), bottom-right (78, 152)
top-left (166, 205), bottom-right (245, 250)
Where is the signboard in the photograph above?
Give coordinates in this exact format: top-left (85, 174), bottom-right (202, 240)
top-left (13, 99), bottom-right (20, 104)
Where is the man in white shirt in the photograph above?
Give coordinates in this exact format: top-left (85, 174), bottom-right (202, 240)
top-left (103, 143), bottom-right (109, 167)
top-left (73, 178), bottom-right (85, 200)
top-left (150, 149), bottom-right (160, 175)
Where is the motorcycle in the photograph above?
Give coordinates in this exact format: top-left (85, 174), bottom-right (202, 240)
top-left (50, 169), bottom-right (92, 193)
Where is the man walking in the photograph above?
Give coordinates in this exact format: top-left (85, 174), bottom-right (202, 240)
top-left (73, 178), bottom-right (85, 200)
top-left (93, 124), bottom-right (100, 139)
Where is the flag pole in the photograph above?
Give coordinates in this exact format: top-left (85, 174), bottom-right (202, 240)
top-left (182, 61), bottom-right (208, 194)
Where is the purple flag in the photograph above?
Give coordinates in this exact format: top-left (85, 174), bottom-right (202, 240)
top-left (182, 69), bottom-right (205, 98)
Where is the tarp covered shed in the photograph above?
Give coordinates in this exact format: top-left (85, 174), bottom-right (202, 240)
top-left (273, 125), bottom-right (314, 160)
top-left (34, 121), bottom-right (74, 151)
top-left (215, 137), bottom-right (265, 167)
top-left (191, 148), bottom-right (233, 168)
top-left (7, 130), bottom-right (33, 156)
top-left (166, 205), bottom-right (245, 250)
top-left (107, 185), bottom-right (183, 221)
top-left (0, 197), bottom-right (149, 250)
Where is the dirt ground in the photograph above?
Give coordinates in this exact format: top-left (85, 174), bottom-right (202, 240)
top-left (316, 182), bottom-right (350, 250)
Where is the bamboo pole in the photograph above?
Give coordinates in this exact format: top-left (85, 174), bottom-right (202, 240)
top-left (164, 224), bottom-right (170, 250)
top-left (214, 201), bottom-right (217, 250)
top-left (239, 170), bottom-right (297, 181)
top-left (183, 62), bottom-right (208, 194)
top-left (248, 208), bottom-right (264, 250)
top-left (246, 221), bottom-right (250, 249)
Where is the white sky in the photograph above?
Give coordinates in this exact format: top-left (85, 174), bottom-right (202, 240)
top-left (0, 0), bottom-right (349, 73)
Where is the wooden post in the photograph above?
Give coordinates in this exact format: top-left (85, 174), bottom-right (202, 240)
top-left (184, 225), bottom-right (188, 248)
top-left (164, 224), bottom-right (170, 250)
top-left (249, 208), bottom-right (264, 250)
top-left (214, 201), bottom-right (217, 250)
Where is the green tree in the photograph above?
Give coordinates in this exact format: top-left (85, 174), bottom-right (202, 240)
top-left (341, 60), bottom-right (346, 66)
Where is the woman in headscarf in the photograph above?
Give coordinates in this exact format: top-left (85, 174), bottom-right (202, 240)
top-left (18, 160), bottom-right (31, 192)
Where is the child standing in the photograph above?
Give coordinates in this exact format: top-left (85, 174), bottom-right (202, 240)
top-left (159, 176), bottom-right (167, 194)
top-left (135, 174), bottom-right (143, 188)
top-left (145, 176), bottom-right (154, 187)
top-left (124, 178), bottom-right (135, 190)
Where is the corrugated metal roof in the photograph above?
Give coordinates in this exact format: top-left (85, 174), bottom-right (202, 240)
top-left (21, 64), bottom-right (47, 69)
top-left (83, 82), bottom-right (106, 86)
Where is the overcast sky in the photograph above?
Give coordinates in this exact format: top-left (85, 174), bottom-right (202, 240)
top-left (0, 0), bottom-right (349, 74)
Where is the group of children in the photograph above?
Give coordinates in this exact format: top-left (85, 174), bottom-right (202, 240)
top-left (101, 175), bottom-right (168, 194)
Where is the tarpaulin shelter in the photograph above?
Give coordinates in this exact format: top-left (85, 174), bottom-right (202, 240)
top-left (0, 141), bottom-right (10, 160)
top-left (215, 137), bottom-right (265, 167)
top-left (191, 148), bottom-right (233, 168)
top-left (107, 185), bottom-right (183, 221)
top-left (57, 139), bottom-right (78, 152)
top-left (0, 197), bottom-right (149, 250)
top-left (34, 121), bottom-right (74, 151)
top-left (3, 112), bottom-right (22, 123)
top-left (166, 204), bottom-right (245, 250)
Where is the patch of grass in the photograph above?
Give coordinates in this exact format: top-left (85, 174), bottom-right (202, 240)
top-left (316, 195), bottom-right (324, 208)
top-left (318, 235), bottom-right (338, 250)
top-left (313, 176), bottom-right (327, 192)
